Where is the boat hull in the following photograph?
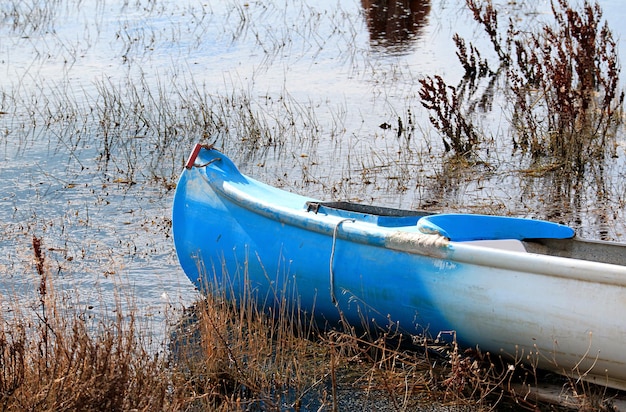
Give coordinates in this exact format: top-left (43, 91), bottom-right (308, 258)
top-left (173, 146), bottom-right (626, 391)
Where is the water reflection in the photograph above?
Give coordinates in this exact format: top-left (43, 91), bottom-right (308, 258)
top-left (519, 164), bottom-right (620, 240)
top-left (361, 0), bottom-right (431, 54)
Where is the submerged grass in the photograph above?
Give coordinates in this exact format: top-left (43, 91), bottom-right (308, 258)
top-left (3, 0), bottom-right (626, 234)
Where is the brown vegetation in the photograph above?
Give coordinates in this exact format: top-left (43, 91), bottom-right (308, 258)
top-left (2, 236), bottom-right (622, 411)
top-left (0, 236), bottom-right (184, 411)
top-left (419, 0), bottom-right (624, 173)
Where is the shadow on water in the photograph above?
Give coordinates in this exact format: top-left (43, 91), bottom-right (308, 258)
top-left (361, 0), bottom-right (431, 54)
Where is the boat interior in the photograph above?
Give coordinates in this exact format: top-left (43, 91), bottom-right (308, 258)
top-left (305, 201), bottom-right (626, 266)
top-left (305, 201), bottom-right (432, 218)
top-left (305, 201), bottom-right (432, 227)
top-left (469, 237), bottom-right (626, 266)
top-left (523, 237), bottom-right (626, 266)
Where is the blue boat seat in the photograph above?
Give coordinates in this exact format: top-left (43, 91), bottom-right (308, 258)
top-left (416, 214), bottom-right (575, 242)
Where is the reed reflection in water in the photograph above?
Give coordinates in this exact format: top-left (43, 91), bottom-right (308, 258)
top-left (361, 0), bottom-right (431, 54)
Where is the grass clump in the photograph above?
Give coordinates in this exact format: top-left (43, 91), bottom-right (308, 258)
top-left (0, 310), bottom-right (171, 411)
top-left (418, 75), bottom-right (480, 156)
top-left (419, 0), bottom-right (624, 173)
top-left (172, 293), bottom-right (328, 411)
top-left (169, 268), bottom-right (532, 411)
top-left (507, 0), bottom-right (623, 169)
top-left (0, 235), bottom-right (183, 411)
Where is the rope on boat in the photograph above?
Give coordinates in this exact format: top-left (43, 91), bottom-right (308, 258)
top-left (330, 218), bottom-right (355, 306)
top-left (194, 157), bottom-right (221, 168)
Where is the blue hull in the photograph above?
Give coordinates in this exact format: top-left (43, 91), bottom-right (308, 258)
top-left (173, 145), bottom-right (626, 390)
top-left (172, 147), bottom-right (451, 336)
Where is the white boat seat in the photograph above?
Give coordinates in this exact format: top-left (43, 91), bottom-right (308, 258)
top-left (465, 239), bottom-right (528, 252)
top-left (416, 213), bottom-right (575, 242)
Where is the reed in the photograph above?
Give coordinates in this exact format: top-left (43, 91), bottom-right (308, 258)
top-left (419, 0), bottom-right (624, 173)
top-left (507, 0), bottom-right (624, 172)
top-left (0, 235), bottom-right (183, 411)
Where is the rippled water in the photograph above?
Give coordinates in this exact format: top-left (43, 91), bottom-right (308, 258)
top-left (1, 0), bottom-right (625, 328)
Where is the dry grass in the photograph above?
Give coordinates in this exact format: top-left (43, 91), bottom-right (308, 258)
top-left (2, 235), bottom-right (623, 411)
top-left (166, 266), bottom-right (530, 411)
top-left (0, 235), bottom-right (184, 411)
top-left (171, 291), bottom-right (444, 411)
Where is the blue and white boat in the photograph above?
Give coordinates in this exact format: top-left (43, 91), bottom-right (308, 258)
top-left (173, 144), bottom-right (626, 391)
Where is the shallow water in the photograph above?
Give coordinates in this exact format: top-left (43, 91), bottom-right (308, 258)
top-left (1, 0), bottom-right (625, 330)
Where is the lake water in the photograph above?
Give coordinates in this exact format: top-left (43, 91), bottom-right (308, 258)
top-left (1, 0), bottom-right (625, 330)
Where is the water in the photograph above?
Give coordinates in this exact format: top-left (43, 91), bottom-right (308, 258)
top-left (1, 0), bottom-right (625, 332)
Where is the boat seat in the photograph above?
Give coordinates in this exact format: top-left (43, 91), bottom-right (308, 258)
top-left (416, 214), bottom-right (575, 242)
top-left (465, 239), bottom-right (528, 252)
